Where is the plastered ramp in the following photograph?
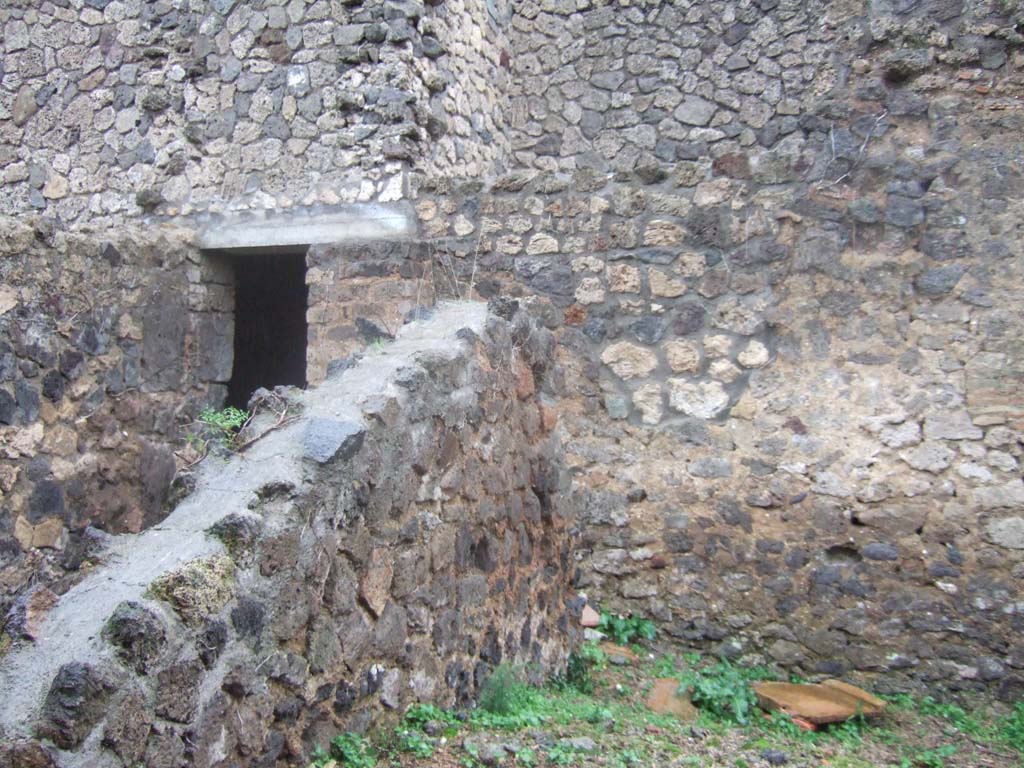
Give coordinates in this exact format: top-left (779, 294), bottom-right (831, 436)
top-left (0, 301), bottom-right (578, 768)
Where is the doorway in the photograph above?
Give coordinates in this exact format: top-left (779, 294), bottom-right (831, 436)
top-left (221, 247), bottom-right (309, 408)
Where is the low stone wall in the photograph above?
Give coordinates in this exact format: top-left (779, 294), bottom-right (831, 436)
top-left (0, 301), bottom-right (577, 768)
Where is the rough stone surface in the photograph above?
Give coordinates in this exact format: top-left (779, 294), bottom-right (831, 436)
top-left (36, 662), bottom-right (119, 749)
top-left (0, 0), bottom-right (507, 223)
top-left (985, 517), bottom-right (1024, 550)
top-left (103, 602), bottom-right (166, 674)
top-left (1, 0), bottom-right (1023, 713)
top-left (0, 304), bottom-right (577, 767)
top-left (303, 419), bottom-right (366, 464)
top-left (668, 380), bottom-right (731, 419)
top-left (601, 343), bottom-right (658, 380)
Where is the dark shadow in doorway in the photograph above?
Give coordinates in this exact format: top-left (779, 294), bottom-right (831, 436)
top-left (219, 247), bottom-right (309, 408)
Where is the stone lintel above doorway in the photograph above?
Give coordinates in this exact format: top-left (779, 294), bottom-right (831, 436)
top-left (195, 202), bottom-right (416, 250)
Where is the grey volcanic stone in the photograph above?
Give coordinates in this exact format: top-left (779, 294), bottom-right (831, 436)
top-left (674, 95), bottom-right (716, 126)
top-left (28, 480), bottom-right (64, 524)
top-left (985, 516), bottom-right (1024, 550)
top-left (673, 303), bottom-right (707, 335)
top-left (884, 196), bottom-right (924, 227)
top-left (631, 317), bottom-right (665, 344)
top-left (923, 411), bottom-right (981, 441)
top-left (882, 49), bottom-right (932, 82)
top-left (900, 441), bottom-right (954, 473)
top-left (37, 662), bottom-right (120, 749)
top-left (155, 659), bottom-right (204, 723)
top-left (103, 602), bottom-right (166, 674)
top-left (689, 457), bottom-right (732, 478)
top-left (334, 24), bottom-right (366, 45)
top-left (976, 480), bottom-right (1024, 510)
top-left (915, 264), bottom-right (966, 296)
top-left (140, 89), bottom-right (171, 113)
top-left (421, 36), bottom-right (445, 58)
top-left (848, 199), bottom-right (880, 224)
top-left (142, 286), bottom-right (186, 388)
top-left (303, 418), bottom-right (366, 464)
top-left (862, 543), bottom-right (899, 561)
top-left (560, 736), bottom-right (598, 752)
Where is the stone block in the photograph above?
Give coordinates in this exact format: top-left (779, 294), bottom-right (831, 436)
top-left (649, 268), bottom-right (686, 298)
top-left (674, 95), bottom-right (716, 126)
top-left (194, 313), bottom-right (234, 382)
top-left (37, 662), bottom-right (121, 749)
top-left (303, 418), bottom-right (366, 464)
top-left (142, 286), bottom-right (187, 391)
top-left (976, 481), bottom-right (1024, 511)
top-left (667, 379), bottom-right (730, 419)
top-left (103, 601), bottom-right (166, 674)
top-left (923, 411), bottom-right (982, 441)
top-left (899, 442), bottom-right (954, 473)
top-left (359, 548), bottom-right (394, 618)
top-left (983, 518), bottom-right (1024, 552)
top-left (102, 685), bottom-right (151, 764)
top-left (632, 383), bottom-right (663, 425)
top-left (601, 342), bottom-right (658, 380)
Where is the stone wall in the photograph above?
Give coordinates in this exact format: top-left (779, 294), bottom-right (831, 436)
top-left (0, 301), bottom-right (577, 768)
top-left (305, 239), bottom-right (435, 385)
top-left (0, 216), bottom-right (238, 614)
top-left (3, 0), bottom-right (1024, 701)
top-left (399, 0), bottom-right (1024, 695)
top-left (0, 0), bottom-right (511, 225)
top-left (0, 217), bottom-right (451, 621)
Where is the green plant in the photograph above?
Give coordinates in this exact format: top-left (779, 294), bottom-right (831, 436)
top-left (598, 612), bottom-right (656, 646)
top-left (651, 654), bottom-right (680, 678)
top-left (883, 693), bottom-right (916, 710)
top-left (478, 665), bottom-right (530, 716)
top-left (546, 742), bottom-right (579, 765)
top-left (404, 702), bottom-right (458, 729)
top-left (916, 695), bottom-right (999, 742)
top-left (580, 640), bottom-right (607, 666)
top-left (395, 728), bottom-right (434, 758)
top-left (515, 747), bottom-right (536, 766)
top-left (309, 732), bottom-right (376, 768)
top-left (617, 747), bottom-right (642, 766)
top-left (999, 701), bottom-right (1024, 752)
top-left (554, 642), bottom-right (606, 694)
top-left (900, 744), bottom-right (956, 768)
top-left (681, 659), bottom-right (774, 725)
top-left (472, 665), bottom-right (544, 729)
top-left (762, 711), bottom-right (810, 740)
top-left (584, 704), bottom-right (614, 724)
top-left (189, 405), bottom-right (249, 452)
top-left (829, 711), bottom-right (871, 746)
top-left (917, 696), bottom-right (965, 721)
top-left (462, 739), bottom-right (480, 766)
top-left (555, 651), bottom-right (595, 695)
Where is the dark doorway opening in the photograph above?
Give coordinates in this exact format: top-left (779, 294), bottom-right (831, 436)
top-left (223, 248), bottom-right (309, 408)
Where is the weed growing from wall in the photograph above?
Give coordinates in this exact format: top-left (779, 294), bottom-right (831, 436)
top-left (186, 405), bottom-right (249, 454)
